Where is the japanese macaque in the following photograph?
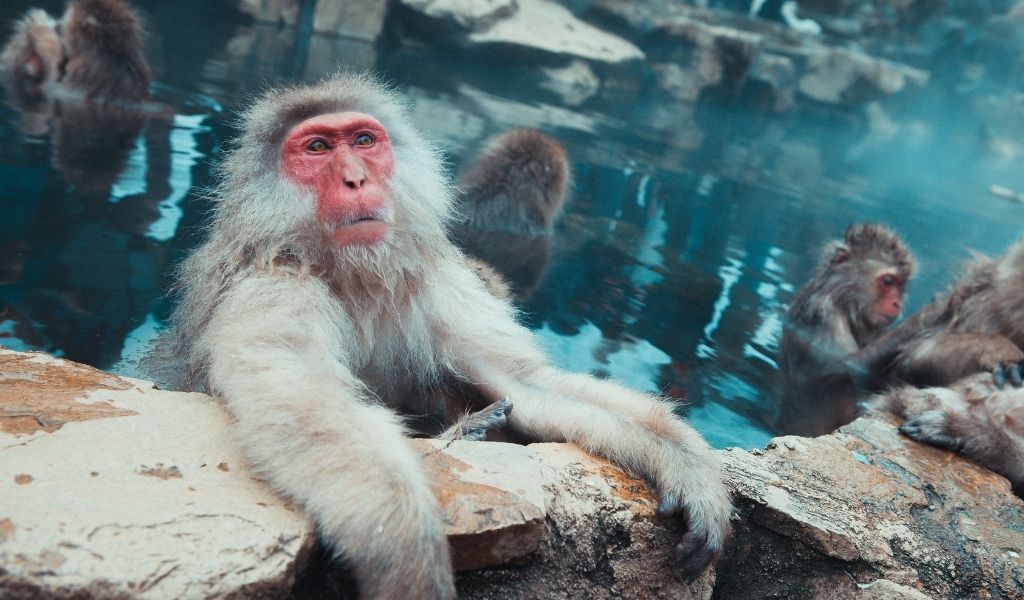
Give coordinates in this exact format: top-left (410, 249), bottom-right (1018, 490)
top-left (170, 74), bottom-right (730, 599)
top-left (0, 0), bottom-right (150, 111)
top-left (451, 128), bottom-right (570, 301)
top-left (777, 223), bottom-right (915, 436)
top-left (873, 373), bottom-right (1024, 495)
top-left (60, 0), bottom-right (150, 103)
top-left (0, 9), bottom-right (62, 102)
top-left (887, 237), bottom-right (1024, 389)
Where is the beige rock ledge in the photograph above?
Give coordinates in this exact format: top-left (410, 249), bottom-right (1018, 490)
top-left (0, 348), bottom-right (702, 599)
top-left (3, 347), bottom-right (1023, 599)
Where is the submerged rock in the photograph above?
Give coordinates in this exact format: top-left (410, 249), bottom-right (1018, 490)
top-left (2, 348), bottom-right (1021, 598)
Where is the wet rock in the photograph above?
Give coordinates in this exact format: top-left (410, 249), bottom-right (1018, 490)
top-left (717, 411), bottom-right (1024, 599)
top-left (538, 58), bottom-right (601, 106)
top-left (312, 0), bottom-right (388, 41)
top-left (0, 349), bottom-right (315, 598)
top-left (584, 0), bottom-right (930, 109)
top-left (415, 439), bottom-right (547, 571)
top-left (397, 0), bottom-right (644, 65)
top-left (797, 47), bottom-right (929, 105)
top-left (237, 0), bottom-right (300, 26)
top-left (457, 443), bottom-right (712, 599)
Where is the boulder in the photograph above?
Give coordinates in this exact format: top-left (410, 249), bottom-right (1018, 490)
top-left (717, 412), bottom-right (1024, 599)
top-left (397, 0), bottom-right (644, 65)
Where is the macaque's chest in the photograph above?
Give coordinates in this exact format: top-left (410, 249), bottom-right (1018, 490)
top-left (350, 297), bottom-right (451, 413)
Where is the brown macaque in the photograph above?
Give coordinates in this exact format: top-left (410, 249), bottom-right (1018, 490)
top-left (873, 373), bottom-right (1024, 495)
top-left (61, 0), bottom-right (150, 103)
top-left (777, 223), bottom-right (915, 436)
top-left (451, 128), bottom-right (570, 301)
top-left (0, 0), bottom-right (150, 187)
top-left (0, 9), bottom-right (62, 103)
top-left (170, 74), bottom-right (730, 599)
top-left (887, 237), bottom-right (1024, 389)
top-left (1, 0), bottom-right (149, 108)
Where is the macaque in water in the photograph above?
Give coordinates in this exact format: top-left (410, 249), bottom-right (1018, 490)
top-left (777, 223), bottom-right (915, 435)
top-left (170, 74), bottom-right (730, 599)
top-left (887, 236), bottom-right (1024, 389)
top-left (0, 9), bottom-right (62, 103)
top-left (451, 128), bottom-right (570, 301)
top-left (1, 0), bottom-right (149, 105)
top-left (873, 373), bottom-right (1024, 495)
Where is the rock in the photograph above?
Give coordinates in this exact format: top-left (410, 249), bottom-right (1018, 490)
top-left (797, 47), bottom-right (929, 105)
top-left (415, 439), bottom-right (547, 571)
top-left (584, 0), bottom-right (931, 109)
top-left (237, 0), bottom-right (300, 25)
top-left (716, 411), bottom-right (1024, 599)
top-left (457, 443), bottom-right (711, 599)
top-left (312, 0), bottom-right (389, 41)
top-left (401, 0), bottom-right (518, 31)
top-left (397, 0), bottom-right (644, 65)
top-left (0, 349), bottom-right (316, 598)
top-left (538, 58), bottom-right (601, 106)
top-left (0, 348), bottom-right (699, 599)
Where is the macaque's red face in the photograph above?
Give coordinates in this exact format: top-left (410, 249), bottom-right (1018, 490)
top-left (873, 270), bottom-right (904, 325)
top-left (280, 112), bottom-right (395, 247)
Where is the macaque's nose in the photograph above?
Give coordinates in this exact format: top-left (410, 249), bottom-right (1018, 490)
top-left (340, 156), bottom-right (367, 190)
top-left (343, 169), bottom-right (366, 190)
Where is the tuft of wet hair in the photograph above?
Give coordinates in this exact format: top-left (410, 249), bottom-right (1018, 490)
top-left (821, 223), bottom-right (915, 277)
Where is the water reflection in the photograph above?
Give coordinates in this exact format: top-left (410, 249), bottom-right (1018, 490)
top-left (2, 1), bottom-right (1023, 450)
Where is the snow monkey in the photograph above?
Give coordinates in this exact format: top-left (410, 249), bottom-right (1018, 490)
top-left (452, 128), bottom-right (570, 301)
top-left (873, 373), bottom-right (1024, 495)
top-left (778, 223), bottom-right (915, 435)
top-left (888, 235), bottom-right (1024, 389)
top-left (170, 74), bottom-right (731, 599)
top-left (0, 0), bottom-right (149, 105)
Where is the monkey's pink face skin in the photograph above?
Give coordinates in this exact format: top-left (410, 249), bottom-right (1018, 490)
top-left (280, 112), bottom-right (395, 247)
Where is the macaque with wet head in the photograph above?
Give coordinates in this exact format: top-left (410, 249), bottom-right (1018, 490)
top-left (171, 74), bottom-right (731, 599)
top-left (778, 223), bottom-right (914, 435)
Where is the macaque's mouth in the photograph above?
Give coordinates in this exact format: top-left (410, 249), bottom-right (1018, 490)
top-left (329, 217), bottom-right (388, 246)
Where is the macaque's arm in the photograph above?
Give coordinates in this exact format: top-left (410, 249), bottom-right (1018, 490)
top-left (200, 275), bottom-right (454, 600)
top-left (436, 268), bottom-right (731, 578)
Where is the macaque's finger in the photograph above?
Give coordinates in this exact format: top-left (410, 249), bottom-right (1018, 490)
top-left (657, 494), bottom-right (724, 581)
top-left (1009, 363), bottom-right (1023, 388)
top-left (993, 366), bottom-right (1007, 389)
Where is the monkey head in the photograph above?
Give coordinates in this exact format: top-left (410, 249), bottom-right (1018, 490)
top-left (824, 223), bottom-right (914, 331)
top-left (280, 112), bottom-right (395, 248)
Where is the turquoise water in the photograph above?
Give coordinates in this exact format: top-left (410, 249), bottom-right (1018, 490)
top-left (2, 1), bottom-right (1023, 449)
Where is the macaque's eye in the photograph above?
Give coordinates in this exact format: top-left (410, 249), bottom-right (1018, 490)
top-left (353, 133), bottom-right (374, 147)
top-left (880, 274), bottom-right (897, 287)
top-left (307, 139), bottom-right (329, 153)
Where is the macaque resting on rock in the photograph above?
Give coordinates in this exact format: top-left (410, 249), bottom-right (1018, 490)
top-left (873, 373), bottom-right (1024, 495)
top-left (777, 223), bottom-right (915, 435)
top-left (888, 236), bottom-right (1024, 389)
top-left (170, 73), bottom-right (730, 599)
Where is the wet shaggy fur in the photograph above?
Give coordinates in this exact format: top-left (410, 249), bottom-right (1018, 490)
top-left (61, 0), bottom-right (149, 102)
top-left (873, 373), bottom-right (1024, 495)
top-left (778, 223), bottom-right (915, 436)
top-left (170, 73), bottom-right (731, 599)
top-left (0, 9), bottom-right (62, 98)
top-left (452, 128), bottom-right (570, 300)
top-left (889, 236), bottom-right (1024, 387)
